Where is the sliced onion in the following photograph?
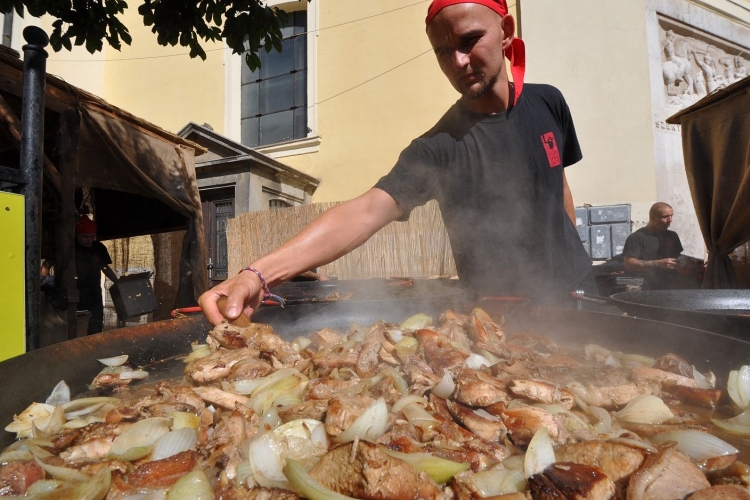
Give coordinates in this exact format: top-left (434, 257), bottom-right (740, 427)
top-left (191, 343), bottom-right (208, 351)
top-left (383, 449), bottom-right (470, 483)
top-left (121, 492), bottom-right (167, 500)
top-left (166, 470), bottom-right (214, 500)
top-left (248, 432), bottom-right (289, 489)
top-left (650, 430), bottom-right (738, 461)
top-left (151, 428), bottom-right (198, 461)
top-left (63, 397), bottom-right (119, 413)
top-left (292, 336), bottom-right (312, 353)
top-left (65, 402), bottom-right (107, 419)
top-left (119, 369), bottom-right (149, 380)
top-left (465, 353), bottom-right (492, 370)
top-left (712, 410), bottom-right (750, 436)
top-left (463, 468), bottom-right (527, 496)
top-left (605, 354), bottom-right (621, 368)
top-left (46, 380), bottom-right (71, 406)
top-left (394, 337), bottom-right (419, 362)
top-left (228, 368), bottom-right (302, 395)
top-left (284, 458), bottom-right (358, 500)
top-left (4, 402), bottom-right (56, 438)
top-left (259, 408), bottom-right (282, 432)
top-left (693, 366), bottom-right (714, 389)
top-left (108, 417), bottom-right (171, 460)
top-left (585, 344), bottom-right (611, 362)
top-left (400, 313), bottom-right (433, 331)
top-left (391, 395), bottom-right (428, 414)
top-left (619, 354), bottom-right (656, 368)
top-left (400, 402), bottom-right (439, 432)
top-left (431, 370), bottom-right (455, 399)
top-left (387, 329), bottom-right (404, 343)
top-left (728, 366), bottom-right (750, 409)
top-left (524, 428), bottom-right (556, 478)
top-left (170, 411), bottom-right (200, 430)
top-left (274, 419), bottom-right (329, 461)
top-left (63, 419), bottom-right (92, 429)
top-left (475, 349), bottom-right (501, 365)
top-left (35, 456), bottom-right (91, 482)
top-left (183, 346), bottom-right (212, 363)
top-left (615, 395), bottom-right (674, 424)
top-left (274, 394), bottom-right (303, 408)
top-left (473, 408), bottom-right (501, 422)
top-left (29, 468), bottom-right (111, 500)
top-left (607, 437), bottom-right (658, 453)
top-left (235, 460), bottom-right (253, 488)
top-left (337, 397), bottom-right (389, 443)
top-left (26, 480), bottom-right (63, 495)
top-left (98, 354), bottom-right (129, 366)
top-left (248, 373), bottom-right (306, 416)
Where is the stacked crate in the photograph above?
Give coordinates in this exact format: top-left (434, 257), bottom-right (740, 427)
top-left (575, 205), bottom-right (631, 260)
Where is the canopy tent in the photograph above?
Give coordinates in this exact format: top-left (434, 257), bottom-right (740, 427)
top-left (0, 44), bottom-right (208, 344)
top-left (667, 76), bottom-right (750, 289)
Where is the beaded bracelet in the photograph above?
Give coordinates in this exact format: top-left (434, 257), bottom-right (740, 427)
top-left (239, 266), bottom-right (286, 306)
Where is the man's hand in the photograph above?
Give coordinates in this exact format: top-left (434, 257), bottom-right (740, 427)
top-left (199, 270), bottom-right (265, 325)
top-left (654, 258), bottom-right (678, 270)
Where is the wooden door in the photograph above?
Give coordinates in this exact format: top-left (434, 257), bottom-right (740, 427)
top-left (200, 187), bottom-right (235, 288)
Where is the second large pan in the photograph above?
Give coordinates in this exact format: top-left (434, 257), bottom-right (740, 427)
top-left (608, 289), bottom-right (750, 339)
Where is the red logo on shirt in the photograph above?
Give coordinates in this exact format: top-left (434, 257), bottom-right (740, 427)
top-left (541, 132), bottom-right (561, 168)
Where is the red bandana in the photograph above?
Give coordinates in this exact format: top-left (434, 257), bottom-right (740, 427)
top-left (425, 0), bottom-right (525, 101)
top-left (75, 215), bottom-right (97, 235)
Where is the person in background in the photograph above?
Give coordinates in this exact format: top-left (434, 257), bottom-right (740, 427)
top-left (199, 0), bottom-right (593, 324)
top-left (622, 202), bottom-right (684, 290)
top-left (42, 215), bottom-right (118, 334)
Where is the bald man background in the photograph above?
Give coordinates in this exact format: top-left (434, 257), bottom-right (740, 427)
top-left (622, 202), bottom-right (684, 290)
top-left (200, 0), bottom-right (593, 324)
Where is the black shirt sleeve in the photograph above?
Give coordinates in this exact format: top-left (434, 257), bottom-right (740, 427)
top-left (93, 241), bottom-right (113, 267)
top-left (373, 139), bottom-right (440, 221)
top-left (622, 233), bottom-right (643, 259)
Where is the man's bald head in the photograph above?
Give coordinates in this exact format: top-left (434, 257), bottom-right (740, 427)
top-left (648, 202), bottom-right (674, 232)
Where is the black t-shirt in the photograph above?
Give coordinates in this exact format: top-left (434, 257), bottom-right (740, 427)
top-left (374, 84), bottom-right (592, 302)
top-left (622, 228), bottom-right (683, 290)
top-left (74, 241), bottom-right (113, 292)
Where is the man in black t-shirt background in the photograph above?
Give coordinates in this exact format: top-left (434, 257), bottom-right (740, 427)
top-left (199, 0), bottom-right (594, 325)
top-left (42, 215), bottom-right (119, 334)
top-left (622, 202), bottom-right (684, 290)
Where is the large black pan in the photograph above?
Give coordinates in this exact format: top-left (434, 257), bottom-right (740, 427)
top-left (3, 299), bottom-right (750, 449)
top-left (607, 290), bottom-right (750, 339)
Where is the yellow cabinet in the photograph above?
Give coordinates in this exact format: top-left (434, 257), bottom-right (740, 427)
top-left (0, 192), bottom-right (25, 361)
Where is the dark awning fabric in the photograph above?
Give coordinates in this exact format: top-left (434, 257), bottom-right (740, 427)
top-left (77, 104), bottom-right (208, 303)
top-left (668, 77), bottom-right (750, 289)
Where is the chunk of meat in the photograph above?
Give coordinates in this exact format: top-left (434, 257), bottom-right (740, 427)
top-left (446, 399), bottom-right (506, 442)
top-left (309, 327), bottom-right (344, 349)
top-left (356, 341), bottom-right (382, 378)
top-left (415, 329), bottom-right (469, 375)
top-left (627, 447), bottom-right (710, 500)
top-left (228, 358), bottom-right (274, 381)
top-left (312, 344), bottom-right (360, 374)
top-left (528, 462), bottom-right (615, 500)
top-left (309, 441), bottom-right (443, 500)
top-left (405, 357), bottom-right (441, 396)
top-left (60, 437), bottom-right (114, 461)
top-left (502, 406), bottom-right (563, 446)
top-left (192, 386), bottom-right (249, 409)
top-left (689, 485), bottom-right (750, 499)
top-left (509, 379), bottom-right (575, 409)
top-left (465, 307), bottom-right (505, 344)
top-left (631, 366), bottom-right (698, 388)
top-left (278, 399), bottom-right (329, 423)
top-left (654, 353), bottom-right (694, 378)
top-left (567, 381), bottom-right (659, 409)
top-left (618, 420), bottom-right (710, 437)
top-left (144, 401), bottom-right (196, 417)
top-left (325, 394), bottom-right (375, 437)
top-left (185, 347), bottom-right (260, 384)
top-left (663, 382), bottom-right (723, 408)
top-left (555, 441), bottom-right (646, 483)
top-left (454, 368), bottom-right (511, 407)
top-left (128, 450), bottom-right (198, 488)
top-left (304, 377), bottom-right (364, 401)
top-left (245, 487), bottom-right (302, 499)
top-left (0, 461), bottom-right (44, 495)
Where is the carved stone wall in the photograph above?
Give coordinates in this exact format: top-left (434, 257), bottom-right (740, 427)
top-left (659, 17), bottom-right (749, 114)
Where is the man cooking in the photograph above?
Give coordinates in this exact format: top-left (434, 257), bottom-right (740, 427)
top-left (622, 202), bottom-right (684, 290)
top-left (200, 0), bottom-right (593, 324)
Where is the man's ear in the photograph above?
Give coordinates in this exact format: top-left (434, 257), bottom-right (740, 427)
top-left (501, 14), bottom-right (515, 50)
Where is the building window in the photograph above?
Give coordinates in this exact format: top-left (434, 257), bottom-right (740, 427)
top-left (269, 198), bottom-right (293, 209)
top-left (241, 11), bottom-right (307, 148)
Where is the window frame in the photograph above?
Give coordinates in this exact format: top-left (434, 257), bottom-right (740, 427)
top-left (225, 0), bottom-right (320, 157)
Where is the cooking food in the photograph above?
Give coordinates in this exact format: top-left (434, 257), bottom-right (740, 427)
top-left (3, 307), bottom-right (750, 499)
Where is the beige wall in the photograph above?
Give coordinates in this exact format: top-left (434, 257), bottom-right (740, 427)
top-left (520, 1), bottom-right (657, 212)
top-left (279, 0), bottom-right (459, 202)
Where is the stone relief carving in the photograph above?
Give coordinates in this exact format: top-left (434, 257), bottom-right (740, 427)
top-left (659, 23), bottom-right (748, 111)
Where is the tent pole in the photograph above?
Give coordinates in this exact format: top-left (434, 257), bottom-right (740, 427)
top-left (19, 26), bottom-right (48, 352)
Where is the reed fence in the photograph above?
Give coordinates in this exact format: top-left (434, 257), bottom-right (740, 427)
top-left (227, 200), bottom-right (457, 280)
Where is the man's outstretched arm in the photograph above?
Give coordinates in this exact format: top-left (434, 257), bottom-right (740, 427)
top-left (199, 188), bottom-right (402, 325)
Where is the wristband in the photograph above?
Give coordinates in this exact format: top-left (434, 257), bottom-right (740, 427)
top-left (239, 266), bottom-right (286, 306)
